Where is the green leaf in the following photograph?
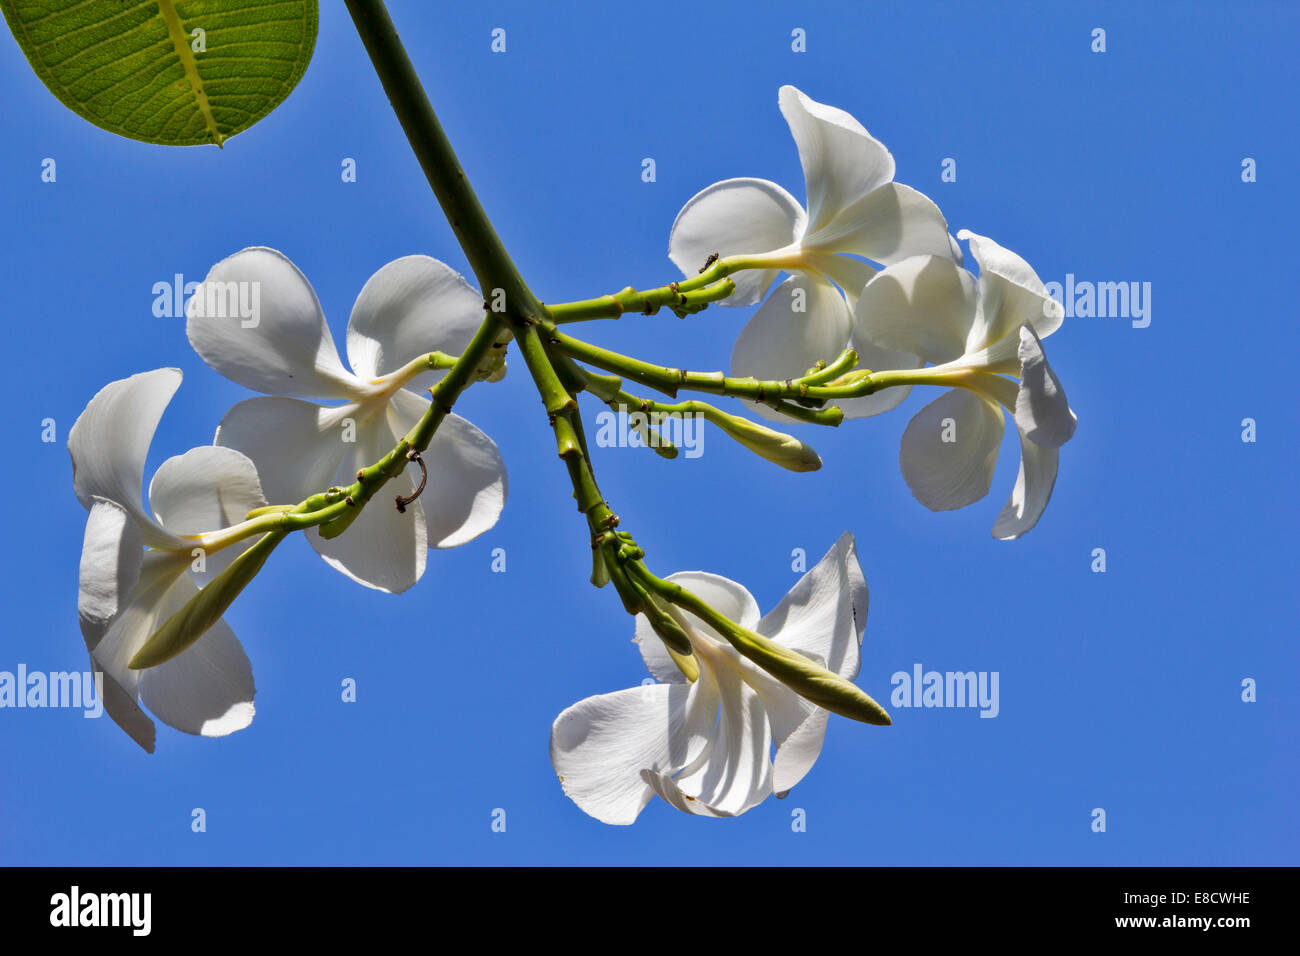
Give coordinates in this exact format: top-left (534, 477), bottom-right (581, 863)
top-left (1, 0), bottom-right (318, 147)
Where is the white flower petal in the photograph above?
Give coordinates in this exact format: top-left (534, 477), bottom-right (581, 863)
top-left (641, 770), bottom-right (734, 818)
top-left (958, 229), bottom-right (1063, 353)
top-left (306, 412), bottom-right (427, 593)
top-left (658, 656), bottom-right (773, 816)
top-left (730, 274), bottom-right (851, 385)
top-left (148, 446), bottom-right (266, 537)
top-left (214, 396), bottom-right (356, 509)
top-left (773, 708), bottom-right (831, 798)
top-left (899, 387), bottom-right (1005, 511)
top-left (186, 247), bottom-right (358, 400)
top-left (779, 85), bottom-right (895, 235)
top-left (758, 531), bottom-right (867, 679)
top-left (550, 681), bottom-right (716, 825)
top-left (89, 652), bottom-right (156, 753)
top-left (992, 433), bottom-right (1060, 540)
top-left (668, 177), bottom-right (806, 306)
top-left (78, 498), bottom-right (143, 653)
top-left (69, 368), bottom-right (180, 544)
top-left (960, 229), bottom-right (1049, 296)
top-left (77, 497), bottom-right (157, 753)
top-left (948, 232), bottom-right (965, 267)
top-left (804, 183), bottom-right (954, 265)
top-left (1014, 325), bottom-right (1077, 448)
top-left (388, 389), bottom-right (507, 548)
top-left (90, 550), bottom-right (191, 706)
top-left (346, 255), bottom-right (483, 386)
top-left (743, 532), bottom-right (870, 795)
top-left (854, 255), bottom-right (979, 365)
top-left (136, 573), bottom-right (255, 738)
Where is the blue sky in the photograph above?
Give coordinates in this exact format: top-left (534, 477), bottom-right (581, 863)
top-left (0, 0), bottom-right (1295, 865)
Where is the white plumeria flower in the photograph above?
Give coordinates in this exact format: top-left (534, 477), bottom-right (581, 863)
top-left (550, 532), bottom-right (868, 824)
top-left (668, 85), bottom-right (956, 419)
top-left (186, 248), bottom-right (507, 594)
top-left (853, 229), bottom-right (1077, 538)
top-left (71, 368), bottom-right (267, 752)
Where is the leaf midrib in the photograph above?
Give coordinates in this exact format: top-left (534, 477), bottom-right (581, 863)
top-left (155, 0), bottom-right (221, 146)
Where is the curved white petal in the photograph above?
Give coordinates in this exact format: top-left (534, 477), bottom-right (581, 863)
top-left (958, 230), bottom-right (1063, 353)
top-left (899, 387), bottom-right (1005, 511)
top-left (737, 532), bottom-right (870, 796)
top-left (306, 411), bottom-right (427, 593)
top-left (668, 177), bottom-right (806, 306)
top-left (214, 397), bottom-right (356, 509)
top-left (652, 653), bottom-right (773, 816)
top-left (69, 368), bottom-right (180, 544)
top-left (758, 531), bottom-right (867, 679)
top-left (947, 232), bottom-right (965, 267)
top-left (662, 571), bottom-right (763, 636)
top-left (992, 434), bottom-right (1060, 540)
top-left (641, 770), bottom-right (736, 817)
top-left (714, 652), bottom-right (817, 797)
top-left (78, 498), bottom-right (144, 653)
top-left (346, 255), bottom-right (483, 386)
top-left (804, 183), bottom-right (954, 265)
top-left (771, 709), bottom-right (831, 797)
top-left (854, 255), bottom-right (979, 365)
top-left (186, 247), bottom-right (358, 400)
top-left (550, 681), bottom-right (716, 825)
top-left (960, 229), bottom-right (1049, 296)
top-left (1014, 325), bottom-right (1077, 448)
top-left (148, 446), bottom-right (266, 537)
top-left (89, 550), bottom-right (191, 705)
top-left (388, 389), bottom-right (507, 548)
top-left (136, 573), bottom-right (255, 738)
top-left (731, 273), bottom-right (852, 384)
top-left (779, 85), bottom-right (894, 236)
top-left (88, 653), bottom-right (156, 753)
top-left (77, 500), bottom-right (155, 752)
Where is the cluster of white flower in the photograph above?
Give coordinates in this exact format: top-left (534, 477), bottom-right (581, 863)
top-left (71, 254), bottom-right (507, 751)
top-left (69, 86), bottom-right (1075, 826)
top-left (670, 86), bottom-right (1077, 540)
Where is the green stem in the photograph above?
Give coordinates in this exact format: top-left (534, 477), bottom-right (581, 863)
top-left (550, 327), bottom-right (1007, 410)
top-left (345, 0), bottom-right (533, 312)
top-left (674, 252), bottom-right (796, 294)
top-left (546, 278), bottom-right (736, 324)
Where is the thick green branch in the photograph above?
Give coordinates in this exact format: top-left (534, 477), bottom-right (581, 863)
top-left (345, 0), bottom-right (533, 312)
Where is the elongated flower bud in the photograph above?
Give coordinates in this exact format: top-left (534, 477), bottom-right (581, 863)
top-left (702, 407), bottom-right (821, 472)
top-left (728, 625), bottom-right (889, 725)
top-left (129, 531), bottom-right (285, 670)
top-left (635, 585), bottom-right (694, 659)
top-left (654, 571), bottom-right (889, 725)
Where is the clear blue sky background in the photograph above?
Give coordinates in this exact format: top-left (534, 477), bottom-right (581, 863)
top-left (1, 0), bottom-right (1295, 865)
